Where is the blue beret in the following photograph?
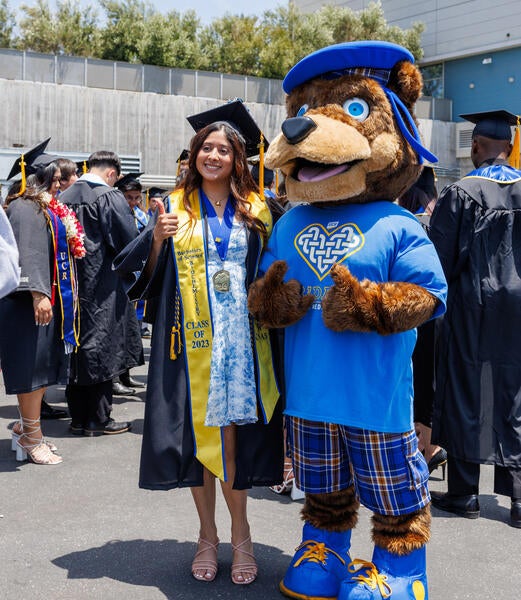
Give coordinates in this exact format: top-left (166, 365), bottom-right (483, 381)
top-left (283, 41), bottom-right (415, 94)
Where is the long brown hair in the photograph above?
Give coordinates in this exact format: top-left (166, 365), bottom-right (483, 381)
top-left (182, 122), bottom-right (268, 242)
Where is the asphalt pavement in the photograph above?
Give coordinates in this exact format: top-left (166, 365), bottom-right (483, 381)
top-left (1, 339), bottom-right (519, 600)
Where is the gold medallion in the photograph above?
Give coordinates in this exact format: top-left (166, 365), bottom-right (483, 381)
top-left (213, 269), bottom-right (231, 292)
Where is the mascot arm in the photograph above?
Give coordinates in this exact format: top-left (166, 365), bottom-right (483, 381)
top-left (248, 260), bottom-right (315, 328)
top-left (322, 263), bottom-right (438, 335)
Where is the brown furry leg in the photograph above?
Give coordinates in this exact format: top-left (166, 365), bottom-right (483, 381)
top-left (372, 504), bottom-right (431, 556)
top-left (301, 486), bottom-right (360, 532)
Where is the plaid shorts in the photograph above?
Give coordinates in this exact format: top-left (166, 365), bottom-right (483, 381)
top-left (286, 416), bottom-right (430, 516)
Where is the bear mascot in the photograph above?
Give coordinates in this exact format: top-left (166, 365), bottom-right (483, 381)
top-left (248, 41), bottom-right (448, 599)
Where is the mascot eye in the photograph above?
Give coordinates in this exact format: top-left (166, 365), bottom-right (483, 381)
top-left (296, 104), bottom-right (309, 117)
top-left (343, 98), bottom-right (370, 121)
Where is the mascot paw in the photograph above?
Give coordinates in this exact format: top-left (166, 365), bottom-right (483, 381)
top-left (248, 260), bottom-right (314, 328)
top-left (322, 264), bottom-right (377, 333)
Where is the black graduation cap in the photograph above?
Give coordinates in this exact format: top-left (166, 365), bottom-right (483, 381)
top-left (460, 110), bottom-right (519, 140)
top-left (115, 172), bottom-right (144, 189)
top-left (147, 187), bottom-right (167, 198)
top-left (186, 100), bottom-right (268, 158)
top-left (177, 149), bottom-right (189, 163)
top-left (251, 163), bottom-right (274, 186)
top-left (7, 138), bottom-right (56, 180)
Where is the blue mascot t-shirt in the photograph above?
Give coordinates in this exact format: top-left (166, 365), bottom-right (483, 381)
top-left (260, 201), bottom-right (447, 433)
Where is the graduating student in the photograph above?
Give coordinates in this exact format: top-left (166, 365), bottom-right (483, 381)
top-left (0, 141), bottom-right (85, 464)
top-left (60, 151), bottom-right (143, 436)
top-left (430, 110), bottom-right (521, 528)
top-left (114, 101), bottom-right (284, 585)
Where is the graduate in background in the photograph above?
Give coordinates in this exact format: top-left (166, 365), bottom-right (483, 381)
top-left (0, 142), bottom-right (85, 464)
top-left (60, 151), bottom-right (143, 436)
top-left (114, 100), bottom-right (283, 585)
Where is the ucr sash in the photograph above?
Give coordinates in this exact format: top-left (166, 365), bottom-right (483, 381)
top-left (169, 189), bottom-right (279, 481)
top-left (47, 209), bottom-right (80, 353)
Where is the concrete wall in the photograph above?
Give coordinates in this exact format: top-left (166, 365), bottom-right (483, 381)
top-left (0, 78), bottom-right (458, 187)
top-left (0, 79), bottom-right (288, 180)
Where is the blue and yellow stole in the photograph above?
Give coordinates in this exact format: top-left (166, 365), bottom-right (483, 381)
top-left (168, 188), bottom-right (279, 481)
top-left (47, 210), bottom-right (80, 352)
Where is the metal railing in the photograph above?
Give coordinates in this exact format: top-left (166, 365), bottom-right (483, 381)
top-left (0, 48), bottom-right (286, 105)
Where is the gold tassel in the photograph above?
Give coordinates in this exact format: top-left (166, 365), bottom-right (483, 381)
top-left (170, 290), bottom-right (182, 360)
top-left (145, 189), bottom-right (149, 211)
top-left (509, 116), bottom-right (520, 169)
top-left (82, 160), bottom-right (88, 174)
top-left (170, 325), bottom-right (182, 360)
top-left (18, 154), bottom-right (27, 196)
top-left (275, 169), bottom-right (279, 194)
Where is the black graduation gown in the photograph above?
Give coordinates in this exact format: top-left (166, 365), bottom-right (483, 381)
top-left (59, 180), bottom-right (143, 385)
top-left (429, 160), bottom-right (521, 468)
top-left (114, 215), bottom-right (284, 490)
top-left (0, 199), bottom-right (68, 393)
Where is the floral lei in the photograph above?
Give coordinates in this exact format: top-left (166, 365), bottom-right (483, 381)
top-left (45, 193), bottom-right (86, 259)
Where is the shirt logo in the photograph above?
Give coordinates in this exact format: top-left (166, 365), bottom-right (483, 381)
top-left (295, 222), bottom-right (364, 281)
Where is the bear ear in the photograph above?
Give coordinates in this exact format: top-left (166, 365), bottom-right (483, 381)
top-left (387, 60), bottom-right (423, 108)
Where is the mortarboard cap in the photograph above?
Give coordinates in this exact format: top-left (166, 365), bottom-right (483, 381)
top-left (147, 187), bottom-right (167, 198)
top-left (115, 172), bottom-right (144, 189)
top-left (187, 100), bottom-right (268, 158)
top-left (251, 163), bottom-right (274, 186)
top-left (460, 109), bottom-right (518, 141)
top-left (177, 149), bottom-right (189, 163)
top-left (7, 138), bottom-right (54, 180)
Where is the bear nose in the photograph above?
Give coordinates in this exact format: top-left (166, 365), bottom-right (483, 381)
top-left (282, 116), bottom-right (317, 145)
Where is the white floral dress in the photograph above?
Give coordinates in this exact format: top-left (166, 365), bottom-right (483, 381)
top-left (204, 216), bottom-right (258, 427)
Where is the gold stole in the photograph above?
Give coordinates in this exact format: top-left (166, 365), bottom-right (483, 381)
top-left (169, 189), bottom-right (279, 480)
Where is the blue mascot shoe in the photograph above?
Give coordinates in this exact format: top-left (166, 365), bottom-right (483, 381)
top-left (338, 545), bottom-right (428, 599)
top-left (280, 522), bottom-right (353, 599)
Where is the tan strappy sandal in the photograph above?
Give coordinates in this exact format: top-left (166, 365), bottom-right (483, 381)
top-left (231, 536), bottom-right (257, 585)
top-left (15, 417), bottom-right (62, 465)
top-left (191, 538), bottom-right (219, 582)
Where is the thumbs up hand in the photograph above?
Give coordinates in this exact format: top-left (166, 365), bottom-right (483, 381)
top-left (153, 199), bottom-right (179, 243)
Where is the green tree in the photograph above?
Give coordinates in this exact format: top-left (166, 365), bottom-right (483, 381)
top-left (199, 15), bottom-right (264, 76)
top-left (0, 0), bottom-right (15, 48)
top-left (322, 1), bottom-right (424, 60)
top-left (98, 0), bottom-right (151, 63)
top-left (139, 10), bottom-right (203, 69)
top-left (55, 0), bottom-right (100, 57)
top-left (17, 0), bottom-right (58, 53)
top-left (16, 0), bottom-right (100, 56)
top-left (257, 1), bottom-right (424, 79)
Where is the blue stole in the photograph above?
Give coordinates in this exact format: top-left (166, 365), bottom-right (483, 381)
top-left (47, 210), bottom-right (79, 352)
top-left (200, 189), bottom-right (234, 261)
top-left (464, 163), bottom-right (521, 184)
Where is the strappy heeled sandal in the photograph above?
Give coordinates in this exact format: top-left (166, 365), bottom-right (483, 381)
top-left (231, 536), bottom-right (257, 585)
top-left (269, 466), bottom-right (294, 495)
top-left (15, 417), bottom-right (62, 465)
top-left (11, 420), bottom-right (58, 453)
top-left (191, 537), bottom-right (219, 582)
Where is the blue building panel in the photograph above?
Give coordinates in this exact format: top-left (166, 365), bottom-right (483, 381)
top-left (436, 48), bottom-right (520, 119)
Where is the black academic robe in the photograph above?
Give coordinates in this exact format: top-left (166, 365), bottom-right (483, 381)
top-left (430, 160), bottom-right (521, 468)
top-left (60, 180), bottom-right (143, 385)
top-left (114, 214), bottom-right (284, 490)
top-left (0, 198), bottom-right (68, 393)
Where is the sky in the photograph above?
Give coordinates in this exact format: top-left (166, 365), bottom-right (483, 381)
top-left (8, 0), bottom-right (288, 25)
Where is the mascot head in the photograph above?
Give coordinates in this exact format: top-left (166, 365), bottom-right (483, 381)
top-left (266, 41), bottom-right (437, 204)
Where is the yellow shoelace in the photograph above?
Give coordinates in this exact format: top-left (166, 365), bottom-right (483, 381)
top-left (348, 559), bottom-right (392, 598)
top-left (293, 540), bottom-right (346, 567)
